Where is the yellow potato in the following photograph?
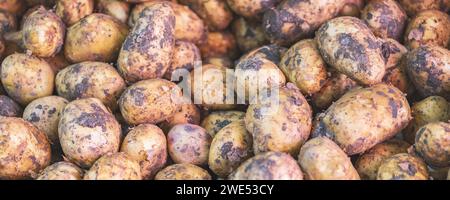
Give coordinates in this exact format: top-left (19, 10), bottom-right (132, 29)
top-left (36, 161), bottom-right (84, 180)
top-left (55, 0), bottom-right (94, 26)
top-left (84, 152), bottom-right (142, 180)
top-left (377, 153), bottom-right (429, 180)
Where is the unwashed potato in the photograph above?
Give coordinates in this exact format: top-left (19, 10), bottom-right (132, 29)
top-left (167, 124), bottom-right (212, 166)
top-left (227, 0), bottom-right (280, 19)
top-left (404, 10), bottom-right (450, 49)
top-left (0, 0), bottom-right (25, 16)
top-left (0, 9), bottom-right (17, 34)
top-left (97, 0), bottom-right (130, 24)
top-left (448, 169), bottom-right (450, 180)
top-left (245, 83), bottom-right (312, 156)
top-left (312, 84), bottom-right (411, 155)
top-left (159, 100), bottom-right (201, 133)
top-left (398, 0), bottom-right (449, 16)
top-left (229, 151), bottom-right (303, 180)
top-left (339, 0), bottom-right (364, 17)
top-left (36, 161), bottom-right (84, 180)
top-left (377, 153), bottom-right (429, 180)
top-left (155, 163), bottom-right (211, 180)
top-left (414, 122), bottom-right (450, 168)
top-left (405, 45), bottom-right (450, 100)
top-left (0, 117), bottom-right (51, 180)
top-left (279, 39), bottom-right (328, 95)
top-left (198, 31), bottom-right (238, 59)
top-left (316, 16), bottom-right (386, 85)
top-left (0, 95), bottom-right (22, 117)
top-left (120, 124), bottom-right (167, 179)
top-left (201, 111), bottom-right (245, 137)
top-left (298, 137), bottom-right (360, 180)
top-left (312, 73), bottom-right (358, 110)
top-left (164, 40), bottom-right (201, 80)
top-left (178, 0), bottom-right (233, 31)
top-left (23, 96), bottom-right (68, 146)
top-left (84, 152), bottom-right (142, 180)
top-left (0, 53), bottom-right (54, 105)
top-left (55, 0), bottom-right (94, 26)
top-left (58, 98), bottom-right (121, 168)
top-left (55, 62), bottom-right (126, 110)
top-left (355, 139), bottom-right (410, 180)
top-left (203, 56), bottom-right (233, 69)
top-left (118, 3), bottom-right (175, 83)
top-left (64, 13), bottom-right (129, 63)
top-left (231, 17), bottom-right (268, 52)
top-left (208, 120), bottom-right (253, 177)
top-left (382, 38), bottom-right (408, 70)
top-left (119, 78), bottom-right (183, 125)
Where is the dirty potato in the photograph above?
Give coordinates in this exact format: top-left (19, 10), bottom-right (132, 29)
top-left (231, 17), bottom-right (268, 52)
top-left (201, 111), bottom-right (245, 137)
top-left (377, 153), bottom-right (429, 180)
top-left (404, 10), bottom-right (450, 49)
top-left (155, 163), bottom-right (211, 180)
top-left (240, 44), bottom-right (287, 64)
top-left (97, 0), bottom-right (130, 24)
top-left (312, 73), bottom-right (358, 110)
top-left (159, 100), bottom-right (201, 133)
top-left (383, 38), bottom-right (408, 70)
top-left (0, 95), bottom-right (22, 117)
top-left (84, 152), bottom-right (142, 180)
top-left (55, 0), bottom-right (94, 26)
top-left (36, 161), bottom-right (84, 180)
top-left (164, 41), bottom-right (201, 80)
top-left (227, 0), bottom-right (280, 19)
top-left (178, 0), bottom-right (233, 31)
top-left (199, 31), bottom-right (238, 59)
top-left (414, 122), bottom-right (450, 168)
top-left (0, 9), bottom-right (16, 34)
top-left (398, 0), bottom-right (448, 16)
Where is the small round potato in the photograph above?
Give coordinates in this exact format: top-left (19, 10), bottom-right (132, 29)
top-left (97, 0), bottom-right (130, 24)
top-left (120, 124), bottom-right (167, 180)
top-left (36, 161), bottom-right (84, 180)
top-left (312, 73), bottom-right (358, 110)
top-left (178, 0), bottom-right (233, 31)
top-left (377, 153), bottom-right (429, 180)
top-left (0, 0), bottom-right (24, 15)
top-left (201, 111), bottom-right (245, 137)
top-left (23, 96), bottom-right (68, 145)
top-left (58, 98), bottom-right (121, 168)
top-left (155, 163), bottom-right (211, 180)
top-left (198, 31), bottom-right (238, 59)
top-left (355, 139), bottom-right (410, 180)
top-left (64, 13), bottom-right (129, 63)
top-left (414, 122), bottom-right (450, 168)
top-left (55, 62), bottom-right (126, 110)
top-left (0, 53), bottom-right (54, 105)
top-left (298, 137), bottom-right (360, 180)
top-left (404, 10), bottom-right (450, 49)
top-left (229, 151), bottom-right (303, 180)
top-left (159, 100), bottom-right (201, 133)
top-left (119, 78), bottom-right (183, 125)
top-left (0, 95), bottom-right (22, 117)
top-left (84, 152), bottom-right (142, 180)
top-left (227, 0), bottom-right (280, 19)
top-left (0, 9), bottom-right (17, 34)
top-left (398, 0), bottom-right (448, 16)
top-left (239, 44), bottom-right (287, 64)
top-left (55, 0), bottom-right (94, 26)
top-left (231, 17), bottom-right (268, 52)
top-left (164, 41), bottom-right (201, 80)
top-left (0, 117), bottom-right (51, 180)
top-left (167, 124), bottom-right (212, 166)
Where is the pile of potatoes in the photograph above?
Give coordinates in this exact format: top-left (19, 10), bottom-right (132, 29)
top-left (0, 0), bottom-right (449, 180)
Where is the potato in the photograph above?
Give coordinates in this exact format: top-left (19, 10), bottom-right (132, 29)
top-left (55, 62), bottom-right (126, 110)
top-left (0, 117), bottom-right (51, 180)
top-left (0, 9), bottom-right (17, 34)
top-left (414, 122), bottom-right (450, 168)
top-left (44, 52), bottom-right (70, 73)
top-left (164, 41), bottom-right (201, 80)
top-left (339, 0), bottom-right (364, 17)
top-left (403, 96), bottom-right (450, 144)
top-left (167, 124), bottom-right (212, 166)
top-left (227, 0), bottom-right (280, 19)
top-left (23, 96), bottom-right (68, 145)
top-left (279, 39), bottom-right (328, 95)
top-left (404, 10), bottom-right (450, 49)
top-left (361, 0), bottom-right (407, 41)
top-left (398, 0), bottom-right (448, 16)
top-left (159, 100), bottom-right (201, 133)
top-left (382, 38), bottom-right (408, 70)
top-left (58, 98), bottom-right (121, 168)
top-left (405, 45), bottom-right (450, 100)
top-left (312, 84), bottom-right (411, 155)
top-left (55, 0), bottom-right (94, 26)
top-left (316, 16), bottom-right (386, 85)
top-left (382, 63), bottom-right (415, 95)
top-left (0, 0), bottom-right (24, 15)
top-left (229, 151), bottom-right (303, 180)
top-left (118, 3), bottom-right (175, 83)
top-left (245, 83), bottom-right (312, 156)
top-left (312, 73), bottom-right (358, 110)
top-left (240, 44), bottom-right (286, 64)
top-left (120, 124), bottom-right (167, 179)
top-left (231, 17), bottom-right (268, 52)
top-left (64, 13), bottom-right (129, 63)
top-left (155, 163), bottom-right (211, 180)
top-left (198, 31), bottom-right (238, 59)
top-left (355, 139), bottom-right (410, 180)
top-left (84, 152), bottom-right (142, 180)
top-left (203, 56), bottom-right (233, 69)
top-left (36, 161), bottom-right (84, 180)
top-left (0, 53), bottom-right (54, 105)
top-left (119, 78), bottom-right (183, 125)
top-left (25, 0), bottom-right (55, 7)
top-left (262, 0), bottom-right (347, 45)
top-left (377, 153), bottom-right (429, 180)
top-left (448, 169), bottom-right (450, 180)
top-left (208, 120), bottom-right (253, 177)
top-left (178, 0), bottom-right (233, 31)
top-left (201, 111), bottom-right (245, 137)
top-left (97, 0), bottom-right (130, 24)
top-left (0, 95), bottom-right (22, 117)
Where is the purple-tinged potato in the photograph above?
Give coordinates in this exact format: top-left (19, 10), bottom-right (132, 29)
top-left (178, 0), bottom-right (233, 31)
top-left (201, 111), bottom-right (245, 138)
top-left (0, 95), bottom-right (22, 117)
top-left (97, 0), bottom-right (130, 24)
top-left (159, 100), bottom-right (201, 133)
top-left (36, 161), bottom-right (84, 180)
top-left (414, 122), bottom-right (450, 168)
top-left (376, 153), bottom-right (429, 180)
top-left (312, 73), bottom-right (358, 110)
top-left (404, 10), bottom-right (450, 50)
top-left (164, 41), bottom-right (201, 80)
top-left (84, 152), bottom-right (142, 180)
top-left (55, 0), bottom-right (94, 26)
top-left (231, 17), bottom-right (268, 52)
top-left (155, 163), bottom-right (211, 180)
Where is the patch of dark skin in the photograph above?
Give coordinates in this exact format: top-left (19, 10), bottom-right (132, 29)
top-left (335, 33), bottom-right (369, 73)
top-left (28, 155), bottom-right (41, 170)
top-left (73, 103), bottom-right (109, 132)
top-left (0, 96), bottom-right (22, 117)
top-left (215, 119), bottom-right (232, 130)
top-left (406, 163), bottom-right (417, 176)
top-left (36, 105), bottom-right (43, 109)
top-left (381, 42), bottom-right (391, 63)
top-left (220, 142), bottom-right (234, 158)
top-left (183, 125), bottom-right (197, 132)
top-left (263, 8), bottom-right (305, 44)
top-left (388, 98), bottom-right (398, 118)
top-left (311, 119), bottom-right (336, 141)
top-left (73, 77), bottom-right (90, 99)
top-left (288, 96), bottom-right (303, 106)
top-left (255, 45), bottom-right (285, 63)
top-left (239, 57), bottom-right (263, 71)
top-left (28, 112), bottom-right (41, 122)
top-left (253, 108), bottom-right (262, 120)
top-left (48, 107), bottom-right (57, 116)
top-left (128, 87), bottom-right (145, 107)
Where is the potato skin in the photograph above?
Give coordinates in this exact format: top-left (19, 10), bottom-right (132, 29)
top-left (398, 0), bottom-right (448, 16)
top-left (312, 84), bottom-right (411, 155)
top-left (0, 117), bottom-right (51, 180)
top-left (56, 0), bottom-right (94, 26)
top-left (0, 53), bottom-right (54, 105)
top-left (201, 111), bottom-right (245, 137)
top-left (279, 39), bottom-right (328, 95)
top-left (23, 96), bottom-right (68, 145)
top-left (159, 101), bottom-right (201, 133)
top-left (377, 153), bottom-right (429, 180)
top-left (58, 98), bottom-right (121, 168)
top-left (118, 3), bottom-right (175, 83)
top-left (64, 13), bottom-right (129, 63)
top-left (414, 122), bottom-right (450, 167)
top-left (97, 0), bottom-right (130, 24)
top-left (55, 62), bottom-right (126, 110)
top-left (227, 0), bottom-right (280, 19)
top-left (44, 52), bottom-right (70, 74)
top-left (118, 79), bottom-right (183, 125)
top-left (316, 16), bottom-right (386, 85)
top-left (245, 83), bottom-right (312, 156)
top-left (0, 95), bottom-right (22, 117)
top-left (199, 31), bottom-right (238, 59)
top-left (355, 139), bottom-right (410, 180)
top-left (240, 44), bottom-right (286, 64)
top-left (84, 152), bottom-right (142, 180)
top-left (164, 41), bottom-right (201, 80)
top-left (155, 163), bottom-right (211, 180)
top-left (0, 9), bottom-right (17, 35)
top-left (36, 161), bottom-right (84, 180)
top-left (178, 0), bottom-right (233, 31)
top-left (404, 10), bottom-right (450, 49)
top-left (231, 17), bottom-right (268, 52)
top-left (120, 124), bottom-right (167, 179)
top-left (405, 45), bottom-right (450, 100)
top-left (312, 73), bottom-right (358, 110)
top-left (229, 151), bottom-right (303, 180)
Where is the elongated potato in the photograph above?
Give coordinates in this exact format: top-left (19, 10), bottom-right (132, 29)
top-left (377, 153), bottom-right (429, 180)
top-left (414, 122), bottom-right (450, 167)
top-left (155, 163), bottom-right (211, 180)
top-left (201, 111), bottom-right (245, 137)
top-left (198, 31), bottom-right (238, 59)
top-left (231, 17), bottom-right (268, 52)
top-left (164, 41), bottom-right (201, 80)
top-left (0, 9), bottom-right (16, 34)
top-left (312, 73), bottom-right (358, 110)
top-left (0, 95), bottom-right (22, 117)
top-left (398, 0), bottom-right (448, 16)
top-left (240, 44), bottom-right (286, 64)
top-left (84, 152), bottom-right (142, 180)
top-left (178, 0), bottom-right (233, 31)
top-left (36, 161), bottom-right (84, 180)
top-left (97, 0), bottom-right (130, 24)
top-left (55, 0), bottom-right (94, 26)
top-left (316, 16), bottom-right (386, 85)
top-left (118, 3), bottom-right (175, 83)
top-left (159, 100), bottom-right (201, 133)
top-left (404, 10), bottom-right (450, 49)
top-left (312, 84), bottom-right (411, 155)
top-left (227, 0), bottom-right (280, 19)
